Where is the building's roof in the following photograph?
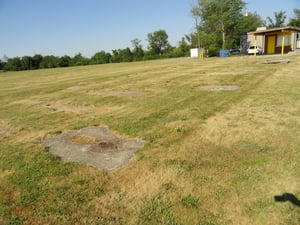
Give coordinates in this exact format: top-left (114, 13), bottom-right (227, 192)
top-left (248, 26), bottom-right (300, 36)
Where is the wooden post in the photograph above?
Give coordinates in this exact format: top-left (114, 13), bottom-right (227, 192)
top-left (281, 32), bottom-right (285, 56)
top-left (254, 36), bottom-right (257, 57)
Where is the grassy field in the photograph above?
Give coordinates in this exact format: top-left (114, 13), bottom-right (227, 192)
top-left (1, 55), bottom-right (300, 225)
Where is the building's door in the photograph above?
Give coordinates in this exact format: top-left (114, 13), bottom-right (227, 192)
top-left (297, 32), bottom-right (300, 49)
top-left (267, 36), bottom-right (276, 54)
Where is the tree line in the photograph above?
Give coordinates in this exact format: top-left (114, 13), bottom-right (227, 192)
top-left (0, 29), bottom-right (190, 71)
top-left (1, 1), bottom-right (299, 72)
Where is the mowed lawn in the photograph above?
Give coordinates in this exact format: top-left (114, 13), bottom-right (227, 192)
top-left (1, 55), bottom-right (300, 225)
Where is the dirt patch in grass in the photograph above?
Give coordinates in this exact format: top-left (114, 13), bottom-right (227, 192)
top-left (262, 59), bottom-right (291, 64)
top-left (0, 121), bottom-right (14, 139)
top-left (90, 90), bottom-right (142, 97)
top-left (194, 85), bottom-right (240, 91)
top-left (43, 126), bottom-right (145, 171)
top-left (66, 86), bottom-right (82, 90)
top-left (0, 127), bottom-right (10, 137)
top-left (44, 102), bottom-right (91, 113)
top-left (66, 83), bottom-right (88, 90)
top-left (0, 128), bottom-right (11, 138)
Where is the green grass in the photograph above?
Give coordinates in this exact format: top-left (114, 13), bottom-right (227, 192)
top-left (1, 56), bottom-right (300, 224)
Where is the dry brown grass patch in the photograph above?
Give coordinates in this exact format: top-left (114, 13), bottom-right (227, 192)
top-left (0, 120), bottom-right (15, 139)
top-left (44, 102), bottom-right (91, 113)
top-left (89, 90), bottom-right (142, 97)
top-left (194, 85), bottom-right (240, 91)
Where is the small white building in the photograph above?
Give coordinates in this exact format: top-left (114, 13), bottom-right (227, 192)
top-left (190, 48), bottom-right (199, 58)
top-left (190, 48), bottom-right (206, 58)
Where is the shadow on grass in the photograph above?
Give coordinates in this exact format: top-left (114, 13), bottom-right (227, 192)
top-left (274, 193), bottom-right (300, 207)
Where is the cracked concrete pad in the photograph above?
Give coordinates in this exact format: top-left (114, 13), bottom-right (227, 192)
top-left (43, 126), bottom-right (144, 171)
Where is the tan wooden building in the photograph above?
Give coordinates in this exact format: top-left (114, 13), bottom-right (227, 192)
top-left (248, 26), bottom-right (300, 55)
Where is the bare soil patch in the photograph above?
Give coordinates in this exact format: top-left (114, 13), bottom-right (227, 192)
top-left (43, 126), bottom-right (144, 171)
top-left (66, 83), bottom-right (88, 90)
top-left (90, 90), bottom-right (142, 97)
top-left (0, 121), bottom-right (14, 139)
top-left (0, 127), bottom-right (9, 136)
top-left (66, 86), bottom-right (82, 90)
top-left (262, 59), bottom-right (291, 64)
top-left (194, 85), bottom-right (240, 91)
top-left (44, 102), bottom-right (90, 113)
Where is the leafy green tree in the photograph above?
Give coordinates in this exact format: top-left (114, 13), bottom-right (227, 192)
top-left (267, 11), bottom-right (287, 28)
top-left (32, 54), bottom-right (43, 69)
top-left (59, 55), bottom-right (71, 67)
top-left (131, 38), bottom-right (144, 61)
top-left (119, 48), bottom-right (133, 62)
top-left (91, 51), bottom-right (111, 64)
top-left (3, 57), bottom-right (22, 71)
top-left (111, 48), bottom-right (133, 63)
top-left (178, 37), bottom-right (191, 56)
top-left (169, 37), bottom-right (191, 57)
top-left (39, 55), bottom-right (59, 68)
top-left (3, 55), bottom-right (44, 71)
top-left (0, 60), bottom-right (5, 70)
top-left (289, 8), bottom-right (300, 27)
top-left (72, 53), bottom-right (89, 66)
top-left (192, 0), bottom-right (246, 50)
top-left (21, 56), bottom-right (33, 70)
top-left (237, 12), bottom-right (264, 33)
top-left (111, 49), bottom-right (122, 63)
top-left (147, 30), bottom-right (171, 55)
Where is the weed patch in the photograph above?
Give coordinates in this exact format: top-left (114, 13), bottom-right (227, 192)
top-left (181, 194), bottom-right (201, 208)
top-left (138, 194), bottom-right (180, 225)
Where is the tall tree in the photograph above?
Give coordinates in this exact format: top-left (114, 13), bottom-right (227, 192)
top-left (91, 51), bottom-right (111, 64)
top-left (235, 11), bottom-right (264, 53)
top-left (192, 0), bottom-right (246, 49)
top-left (39, 55), bottom-right (59, 68)
top-left (111, 50), bottom-right (122, 63)
top-left (21, 56), bottom-right (33, 70)
top-left (191, 7), bottom-right (202, 48)
top-left (237, 12), bottom-right (264, 33)
top-left (131, 38), bottom-right (144, 61)
top-left (32, 54), bottom-right (43, 69)
top-left (3, 57), bottom-right (22, 71)
top-left (59, 55), bottom-right (71, 67)
top-left (267, 11), bottom-right (287, 28)
top-left (147, 30), bottom-right (171, 55)
top-left (0, 60), bottom-right (5, 70)
top-left (110, 48), bottom-right (133, 63)
top-left (178, 37), bottom-right (191, 56)
top-left (119, 48), bottom-right (133, 62)
top-left (72, 53), bottom-right (89, 66)
top-left (289, 8), bottom-right (300, 27)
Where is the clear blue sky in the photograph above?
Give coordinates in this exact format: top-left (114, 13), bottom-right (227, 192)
top-left (0, 0), bottom-right (298, 58)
